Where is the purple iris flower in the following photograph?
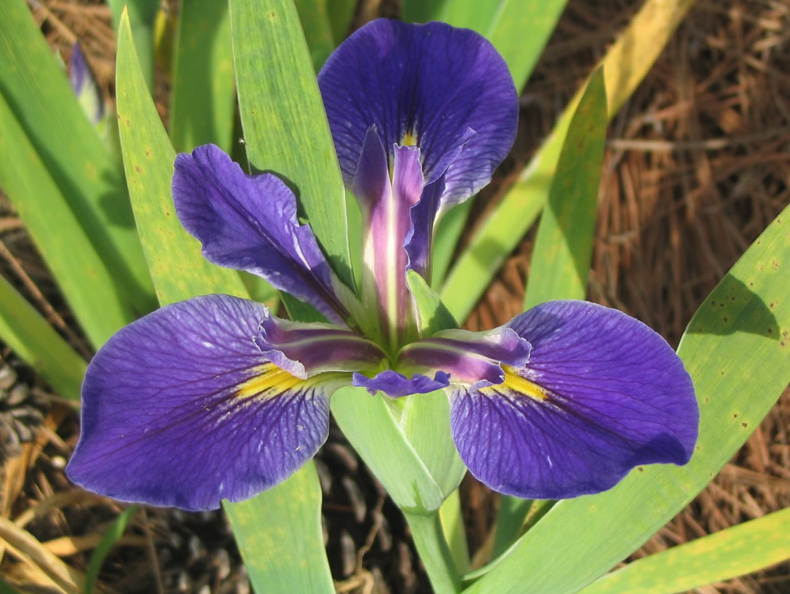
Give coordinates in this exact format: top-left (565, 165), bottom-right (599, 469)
top-left (69, 43), bottom-right (105, 125)
top-left (67, 19), bottom-right (698, 511)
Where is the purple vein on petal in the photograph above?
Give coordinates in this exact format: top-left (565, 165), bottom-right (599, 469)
top-left (448, 300), bottom-right (699, 500)
top-left (67, 295), bottom-right (357, 511)
top-left (319, 18), bottom-right (518, 207)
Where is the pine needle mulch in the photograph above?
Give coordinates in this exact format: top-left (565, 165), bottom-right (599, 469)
top-left (0, 0), bottom-right (788, 593)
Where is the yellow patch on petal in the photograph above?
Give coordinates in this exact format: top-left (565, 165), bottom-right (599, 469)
top-left (235, 363), bottom-right (304, 400)
top-left (401, 130), bottom-right (417, 146)
top-left (482, 365), bottom-right (549, 401)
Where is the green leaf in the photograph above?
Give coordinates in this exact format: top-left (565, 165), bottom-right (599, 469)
top-left (429, 0), bottom-right (567, 289)
top-left (433, 0), bottom-right (504, 32)
top-left (0, 93), bottom-right (135, 348)
top-left (407, 270), bottom-right (458, 336)
top-left (0, 0), bottom-right (155, 319)
top-left (401, 389), bottom-right (467, 499)
top-left (439, 489), bottom-right (471, 573)
top-left (440, 177), bottom-right (547, 321)
top-left (431, 199), bottom-right (473, 288)
top-left (442, 0), bottom-right (699, 323)
top-left (116, 11), bottom-right (249, 306)
top-left (462, 202), bottom-right (790, 594)
top-left (294, 0), bottom-right (335, 71)
top-left (231, 0), bottom-right (353, 288)
top-left (491, 496), bottom-right (531, 558)
top-left (0, 276), bottom-right (86, 400)
top-left (169, 0), bottom-right (279, 305)
top-left (170, 0), bottom-right (236, 153)
top-left (326, 0), bottom-right (356, 44)
top-left (331, 387), bottom-right (446, 512)
top-left (580, 507), bottom-right (790, 594)
top-left (106, 0), bottom-right (160, 90)
top-left (403, 273), bottom-right (466, 499)
top-left (223, 463), bottom-right (333, 594)
top-left (402, 0), bottom-right (447, 23)
top-left (485, 0), bottom-right (568, 90)
top-left (404, 509), bottom-right (463, 594)
top-left (524, 67), bottom-right (607, 308)
top-left (84, 505), bottom-right (138, 594)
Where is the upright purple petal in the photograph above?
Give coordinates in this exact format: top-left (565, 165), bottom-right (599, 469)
top-left (319, 19), bottom-right (518, 206)
top-left (449, 301), bottom-right (698, 499)
top-left (67, 295), bottom-right (356, 511)
top-left (173, 144), bottom-right (352, 325)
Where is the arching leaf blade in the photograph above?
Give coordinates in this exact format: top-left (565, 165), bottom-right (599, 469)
top-left (0, 275), bottom-right (86, 400)
top-left (580, 507), bottom-right (790, 594)
top-left (524, 67), bottom-right (606, 308)
top-left (0, 0), bottom-right (155, 314)
top-left (116, 11), bottom-right (248, 305)
top-left (0, 93), bottom-right (135, 348)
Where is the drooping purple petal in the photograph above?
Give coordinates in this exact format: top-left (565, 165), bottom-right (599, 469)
top-left (398, 327), bottom-right (530, 389)
top-left (319, 19), bottom-right (518, 206)
top-left (353, 369), bottom-right (450, 398)
top-left (67, 295), bottom-right (354, 511)
top-left (172, 144), bottom-right (351, 325)
top-left (449, 301), bottom-right (698, 499)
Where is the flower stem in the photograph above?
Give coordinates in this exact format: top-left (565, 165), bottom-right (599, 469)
top-left (404, 510), bottom-right (462, 594)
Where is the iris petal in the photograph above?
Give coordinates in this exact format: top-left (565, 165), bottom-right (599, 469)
top-left (449, 300), bottom-right (698, 499)
top-left (353, 369), bottom-right (450, 398)
top-left (319, 19), bottom-right (518, 206)
top-left (398, 327), bottom-right (531, 388)
top-left (257, 311), bottom-right (387, 375)
top-left (69, 43), bottom-right (104, 125)
top-left (67, 295), bottom-right (353, 510)
top-left (172, 144), bottom-right (351, 325)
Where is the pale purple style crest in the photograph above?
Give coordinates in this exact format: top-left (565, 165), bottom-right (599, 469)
top-left (67, 19), bottom-right (698, 511)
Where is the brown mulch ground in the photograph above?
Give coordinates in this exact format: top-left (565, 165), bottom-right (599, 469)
top-left (1, 0), bottom-right (788, 592)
